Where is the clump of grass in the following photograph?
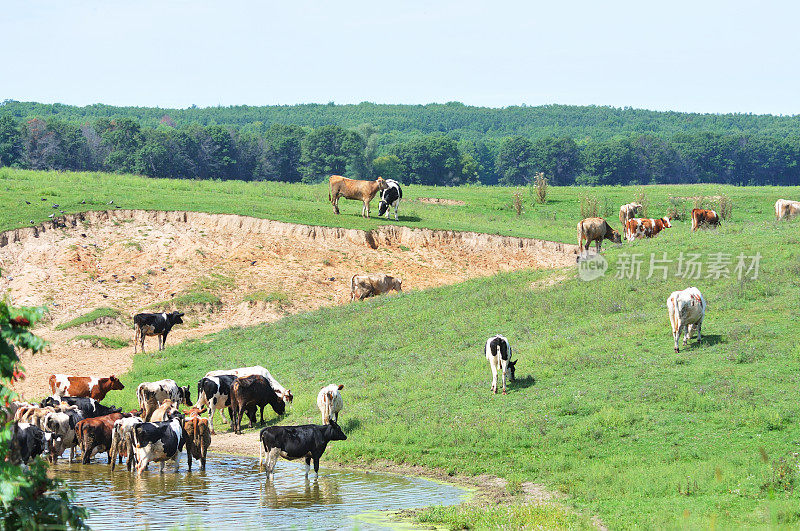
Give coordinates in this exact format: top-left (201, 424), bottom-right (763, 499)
top-left (123, 240), bottom-right (142, 251)
top-left (416, 503), bottom-right (590, 530)
top-left (68, 335), bottom-right (129, 349)
top-left (717, 195), bottom-right (733, 220)
top-left (191, 273), bottom-right (235, 292)
top-left (512, 188), bottom-right (524, 216)
top-left (580, 195), bottom-right (600, 219)
top-left (54, 307), bottom-right (121, 330)
top-left (532, 172), bottom-right (548, 204)
top-left (693, 196), bottom-right (706, 210)
top-left (636, 191), bottom-right (650, 217)
top-left (763, 455), bottom-right (798, 493)
top-left (243, 291), bottom-right (290, 308)
top-left (144, 291), bottom-right (221, 312)
top-left (667, 196), bottom-right (688, 221)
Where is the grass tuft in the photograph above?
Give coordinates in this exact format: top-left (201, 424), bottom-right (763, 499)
top-left (54, 307), bottom-right (121, 330)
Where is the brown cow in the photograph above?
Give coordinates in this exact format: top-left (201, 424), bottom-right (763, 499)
top-left (76, 412), bottom-right (127, 464)
top-left (49, 374), bottom-right (124, 401)
top-left (329, 175), bottom-right (388, 218)
top-left (691, 209), bottom-right (720, 231)
top-left (625, 217), bottom-right (672, 241)
top-left (230, 375), bottom-right (286, 434)
top-left (619, 202), bottom-right (643, 227)
top-left (577, 218), bottom-right (622, 258)
top-left (183, 413), bottom-right (211, 470)
top-left (350, 273), bottom-right (403, 301)
top-left (775, 199), bottom-right (800, 220)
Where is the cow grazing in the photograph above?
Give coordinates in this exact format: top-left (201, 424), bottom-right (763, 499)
top-left (40, 396), bottom-right (121, 419)
top-left (206, 366), bottom-right (293, 404)
top-left (132, 417), bottom-right (186, 476)
top-left (350, 273), bottom-right (402, 302)
top-left (183, 413), bottom-right (211, 471)
top-left (316, 384), bottom-right (344, 425)
top-left (259, 422), bottom-right (347, 478)
top-left (619, 202), bottom-right (643, 227)
top-left (667, 287), bottom-right (707, 353)
top-left (230, 375), bottom-right (286, 434)
top-left (625, 217), bottom-right (672, 241)
top-left (133, 311), bottom-right (184, 353)
top-left (378, 179), bottom-right (403, 220)
top-left (329, 175), bottom-right (388, 218)
top-left (775, 199), bottom-right (800, 220)
top-left (110, 416), bottom-right (143, 471)
top-left (9, 422), bottom-right (47, 464)
top-left (577, 218), bottom-right (622, 258)
top-left (75, 411), bottom-right (127, 464)
top-left (691, 209), bottom-right (720, 231)
top-left (195, 374), bottom-right (236, 434)
top-left (136, 379), bottom-right (192, 421)
top-left (149, 399), bottom-right (180, 422)
top-left (485, 335), bottom-right (517, 394)
top-left (48, 374), bottom-right (124, 400)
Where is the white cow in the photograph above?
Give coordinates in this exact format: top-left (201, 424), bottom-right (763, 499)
top-left (316, 384), bottom-right (344, 424)
top-left (667, 287), bottom-right (707, 353)
top-left (485, 335), bottom-right (517, 394)
top-left (110, 416), bottom-right (143, 471)
top-left (775, 199), bottom-right (800, 220)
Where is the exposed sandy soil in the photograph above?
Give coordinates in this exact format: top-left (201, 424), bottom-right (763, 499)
top-left (417, 197), bottom-right (467, 205)
top-left (1, 210), bottom-right (577, 400)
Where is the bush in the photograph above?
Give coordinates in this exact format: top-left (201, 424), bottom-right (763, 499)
top-left (512, 188), bottom-right (524, 216)
top-left (580, 195), bottom-right (600, 219)
top-left (636, 191), bottom-right (650, 218)
top-left (667, 196), bottom-right (688, 221)
top-left (532, 172), bottom-right (548, 204)
top-left (718, 195), bottom-right (733, 220)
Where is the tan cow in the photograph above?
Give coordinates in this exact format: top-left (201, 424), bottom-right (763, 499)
top-left (149, 399), bottom-right (179, 422)
top-left (577, 217), bottom-right (622, 258)
top-left (775, 199), bottom-right (800, 220)
top-left (350, 273), bottom-right (402, 301)
top-left (329, 175), bottom-right (388, 218)
top-left (619, 202), bottom-right (643, 227)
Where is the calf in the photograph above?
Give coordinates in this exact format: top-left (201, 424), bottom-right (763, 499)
top-left (259, 422), bottom-right (347, 478)
top-left (48, 374), bottom-right (124, 400)
top-left (577, 217), bottom-right (622, 258)
top-left (230, 375), bottom-right (286, 434)
top-left (40, 396), bottom-right (121, 419)
top-left (110, 416), bottom-right (143, 471)
top-left (625, 217), bottom-right (672, 241)
top-left (619, 202), bottom-right (643, 227)
top-left (183, 413), bottom-right (211, 471)
top-left (485, 335), bottom-right (517, 394)
top-left (206, 366), bottom-right (293, 404)
top-left (133, 311), bottom-right (184, 353)
top-left (350, 273), bottom-right (402, 302)
top-left (195, 374), bottom-right (236, 434)
top-left (75, 411), bottom-right (126, 464)
top-left (137, 379), bottom-right (192, 421)
top-left (316, 384), bottom-right (344, 425)
top-left (378, 179), bottom-right (403, 220)
top-left (132, 417), bottom-right (186, 476)
top-left (691, 209), bottom-right (720, 231)
top-left (775, 199), bottom-right (800, 220)
top-left (9, 422), bottom-right (47, 464)
top-left (329, 175), bottom-right (388, 218)
top-left (667, 287), bottom-right (707, 353)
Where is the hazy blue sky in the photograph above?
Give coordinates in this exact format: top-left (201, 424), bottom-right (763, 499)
top-left (3, 1), bottom-right (799, 114)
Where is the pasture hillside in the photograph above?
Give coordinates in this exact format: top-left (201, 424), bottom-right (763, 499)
top-left (3, 169), bottom-right (800, 528)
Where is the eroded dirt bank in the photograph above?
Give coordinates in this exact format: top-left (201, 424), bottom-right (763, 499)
top-left (1, 210), bottom-right (577, 398)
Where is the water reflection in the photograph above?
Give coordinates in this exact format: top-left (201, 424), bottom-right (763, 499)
top-left (55, 454), bottom-right (466, 530)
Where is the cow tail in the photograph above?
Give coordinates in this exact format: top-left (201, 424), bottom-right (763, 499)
top-left (134, 324), bottom-right (140, 354)
top-left (577, 220), bottom-right (584, 251)
top-left (351, 275), bottom-right (357, 296)
top-left (192, 417), bottom-right (201, 452)
top-left (136, 385), bottom-right (145, 413)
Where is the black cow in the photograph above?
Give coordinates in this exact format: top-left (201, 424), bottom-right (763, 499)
top-left (378, 179), bottom-right (402, 220)
top-left (230, 375), bottom-right (286, 434)
top-left (9, 422), bottom-right (47, 464)
top-left (40, 396), bottom-right (121, 419)
top-left (195, 374), bottom-right (236, 434)
top-left (131, 417), bottom-right (186, 476)
top-left (133, 311), bottom-right (184, 353)
top-left (259, 422), bottom-right (347, 478)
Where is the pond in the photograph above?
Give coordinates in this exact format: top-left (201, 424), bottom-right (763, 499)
top-left (54, 453), bottom-right (469, 530)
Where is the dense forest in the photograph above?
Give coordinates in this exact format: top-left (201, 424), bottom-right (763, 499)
top-left (2, 99), bottom-right (799, 186)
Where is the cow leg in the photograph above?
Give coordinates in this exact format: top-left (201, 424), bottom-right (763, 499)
top-left (267, 448), bottom-right (280, 478)
top-left (332, 194), bottom-right (340, 215)
top-left (174, 453), bottom-right (180, 473)
top-left (187, 448), bottom-right (192, 471)
top-left (140, 333), bottom-right (146, 354)
top-left (696, 319), bottom-right (703, 344)
top-left (305, 456), bottom-right (312, 477)
top-left (208, 399), bottom-right (217, 434)
top-left (259, 404), bottom-right (265, 426)
top-left (490, 363), bottom-right (498, 394)
top-left (162, 332), bottom-right (168, 350)
top-left (673, 323), bottom-right (681, 353)
top-left (394, 203), bottom-right (398, 221)
top-left (312, 456), bottom-right (320, 476)
top-left (159, 461), bottom-right (165, 474)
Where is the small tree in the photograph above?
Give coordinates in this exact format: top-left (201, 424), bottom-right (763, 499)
top-left (532, 172), bottom-right (548, 204)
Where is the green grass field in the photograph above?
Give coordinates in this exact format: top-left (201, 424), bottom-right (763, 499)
top-left (4, 169), bottom-right (800, 528)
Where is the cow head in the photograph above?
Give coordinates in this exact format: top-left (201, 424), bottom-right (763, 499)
top-left (169, 311), bottom-right (185, 325)
top-left (393, 278), bottom-right (402, 292)
top-left (179, 386), bottom-right (192, 407)
top-left (109, 375), bottom-right (124, 391)
top-left (325, 421), bottom-right (347, 441)
top-left (507, 360), bottom-right (517, 382)
top-left (375, 176), bottom-right (388, 190)
top-left (378, 199), bottom-right (389, 216)
top-left (662, 217), bottom-right (672, 228)
top-left (283, 389), bottom-right (294, 403)
top-left (609, 229), bottom-right (622, 244)
top-left (337, 384), bottom-right (344, 391)
top-left (40, 396), bottom-right (59, 409)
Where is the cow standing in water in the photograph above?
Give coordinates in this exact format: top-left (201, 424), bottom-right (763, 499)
top-left (485, 335), bottom-right (517, 394)
top-left (133, 311), bottom-right (184, 353)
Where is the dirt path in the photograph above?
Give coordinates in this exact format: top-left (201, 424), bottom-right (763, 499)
top-left (1, 210), bottom-right (577, 399)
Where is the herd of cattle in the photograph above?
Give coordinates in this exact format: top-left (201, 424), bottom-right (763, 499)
top-left (6, 367), bottom-right (348, 480)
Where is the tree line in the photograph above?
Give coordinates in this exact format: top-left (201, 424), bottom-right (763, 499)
top-left (1, 111), bottom-right (799, 186)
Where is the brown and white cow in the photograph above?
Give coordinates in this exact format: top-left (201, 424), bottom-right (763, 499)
top-left (136, 379), bottom-right (192, 421)
top-left (329, 175), bottom-right (388, 218)
top-left (110, 416), bottom-right (143, 471)
top-left (48, 374), bottom-right (124, 401)
top-left (625, 217), bottom-right (672, 241)
top-left (577, 217), bottom-right (622, 258)
top-left (183, 412), bottom-right (211, 470)
top-left (619, 202), bottom-right (643, 227)
top-left (350, 273), bottom-right (402, 301)
top-left (691, 209), bottom-right (720, 231)
top-left (775, 199), bottom-right (800, 220)
top-left (316, 384), bottom-right (344, 425)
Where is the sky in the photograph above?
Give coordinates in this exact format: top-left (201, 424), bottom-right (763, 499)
top-left (3, 0), bottom-right (800, 115)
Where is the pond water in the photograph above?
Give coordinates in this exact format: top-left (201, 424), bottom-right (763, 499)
top-left (54, 454), bottom-right (468, 530)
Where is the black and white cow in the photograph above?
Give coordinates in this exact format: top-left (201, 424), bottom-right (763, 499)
top-left (133, 311), bottom-right (184, 353)
top-left (40, 396), bottom-right (120, 419)
top-left (195, 374), bottom-right (236, 434)
top-left (131, 417), bottom-right (186, 476)
top-left (484, 335), bottom-right (517, 394)
top-left (377, 179), bottom-right (402, 220)
top-left (136, 379), bottom-right (192, 421)
top-left (43, 411), bottom-right (81, 463)
top-left (259, 422), bottom-right (347, 478)
top-left (9, 422), bottom-right (47, 464)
